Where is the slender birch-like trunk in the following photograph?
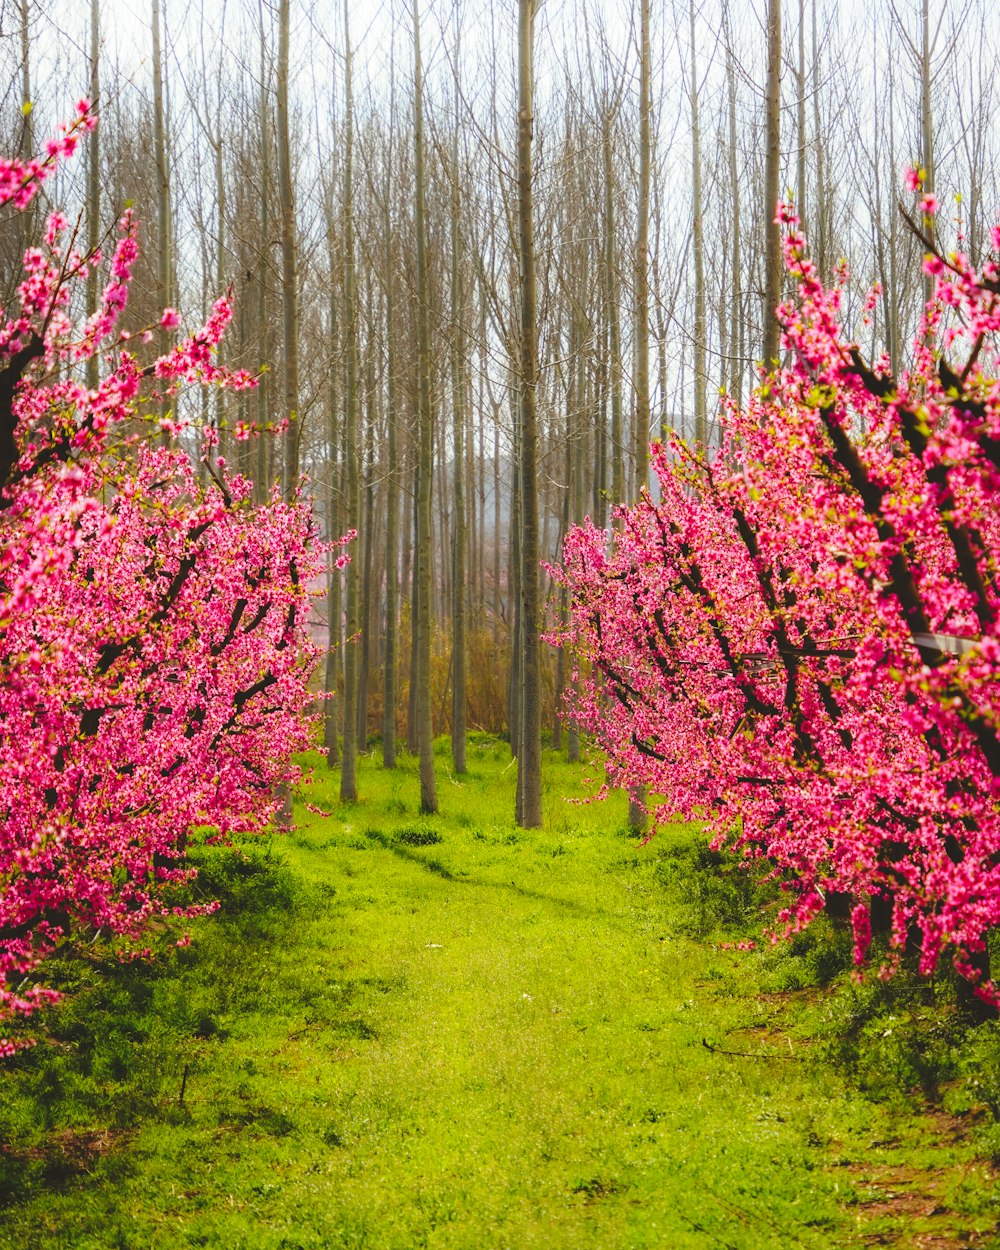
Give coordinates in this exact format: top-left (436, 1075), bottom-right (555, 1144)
top-left (85, 0), bottom-right (99, 391)
top-left (602, 111), bottom-right (624, 510)
top-left (633, 0), bottom-right (651, 492)
top-left (762, 0), bottom-right (782, 367)
top-left (413, 0), bottom-right (438, 813)
top-left (450, 82), bottom-right (468, 775)
top-left (340, 0), bottom-right (361, 802)
top-left (277, 0), bottom-right (300, 495)
top-left (690, 0), bottom-right (707, 444)
top-left (515, 0), bottom-right (542, 828)
top-left (382, 67), bottom-right (399, 769)
top-left (152, 0), bottom-right (171, 434)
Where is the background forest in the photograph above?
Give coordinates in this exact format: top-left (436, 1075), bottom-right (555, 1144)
top-left (0, 0), bottom-right (989, 775)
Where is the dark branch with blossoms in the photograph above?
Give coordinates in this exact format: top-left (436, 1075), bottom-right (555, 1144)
top-left (555, 187), bottom-right (1000, 1012)
top-left (0, 112), bottom-right (339, 1053)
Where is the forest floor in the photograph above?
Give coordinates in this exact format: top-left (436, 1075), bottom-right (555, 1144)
top-left (2, 739), bottom-right (1000, 1249)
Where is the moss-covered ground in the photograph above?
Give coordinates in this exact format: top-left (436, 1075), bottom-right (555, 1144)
top-left (2, 739), bottom-right (999, 1248)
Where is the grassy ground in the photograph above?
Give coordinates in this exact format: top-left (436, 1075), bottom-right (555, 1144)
top-left (1, 738), bottom-right (999, 1249)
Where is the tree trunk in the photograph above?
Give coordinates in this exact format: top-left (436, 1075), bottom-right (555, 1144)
top-left (492, 397), bottom-right (501, 649)
top-left (602, 112), bottom-right (624, 511)
top-left (85, 0), bottom-right (99, 392)
top-left (810, 0), bottom-right (827, 280)
top-left (276, 0), bottom-right (300, 495)
top-left (256, 35), bottom-right (272, 501)
top-left (761, 0), bottom-right (782, 368)
top-left (726, 37), bottom-right (742, 408)
top-left (412, 0), bottom-right (438, 813)
top-left (515, 0), bottom-right (542, 829)
top-left (450, 100), bottom-right (467, 775)
top-left (693, 4), bottom-right (710, 440)
top-left (628, 0), bottom-right (654, 829)
top-left (357, 340), bottom-right (375, 750)
top-left (152, 0), bottom-right (171, 437)
top-left (340, 0), bottom-right (361, 803)
top-left (407, 467), bottom-right (419, 755)
top-left (633, 0), bottom-right (652, 491)
top-left (920, 0), bottom-right (935, 311)
top-left (324, 459), bottom-right (342, 765)
top-left (797, 0), bottom-right (806, 224)
top-left (213, 122), bottom-right (226, 455)
top-left (508, 415), bottom-right (522, 756)
top-left (382, 85), bottom-right (399, 770)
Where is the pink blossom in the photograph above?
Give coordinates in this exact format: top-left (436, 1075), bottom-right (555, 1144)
top-left (0, 116), bottom-right (335, 1044)
top-left (904, 165), bottom-right (924, 192)
top-left (556, 184), bottom-right (1000, 1006)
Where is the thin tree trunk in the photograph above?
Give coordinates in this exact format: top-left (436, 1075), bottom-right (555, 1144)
top-left (256, 30), bottom-right (271, 501)
top-left (213, 122), bottom-right (226, 455)
top-left (86, 0), bottom-right (99, 392)
top-left (811, 0), bottom-right (826, 278)
top-left (492, 390), bottom-right (501, 648)
top-left (567, 303), bottom-right (585, 764)
top-left (554, 324), bottom-right (573, 753)
top-left (628, 0), bottom-right (654, 829)
top-left (634, 0), bottom-right (651, 490)
top-left (762, 0), bottom-right (782, 367)
top-left (357, 338), bottom-right (375, 749)
top-left (516, 0), bottom-right (542, 828)
top-left (340, 0), bottom-right (361, 803)
top-left (382, 85), bottom-right (399, 769)
top-left (19, 0), bottom-right (32, 164)
top-left (324, 264), bottom-right (342, 765)
top-left (594, 329), bottom-right (608, 527)
top-left (413, 0), bottom-right (438, 813)
top-left (797, 0), bottom-right (806, 223)
top-left (508, 428), bottom-right (521, 757)
top-left (152, 0), bottom-right (171, 436)
top-left (450, 97), bottom-right (467, 774)
top-left (270, 0), bottom-right (299, 828)
top-left (602, 112), bottom-right (624, 511)
top-left (277, 0), bottom-right (300, 494)
top-left (920, 0), bottom-right (935, 310)
top-left (406, 461), bottom-right (419, 753)
top-left (690, 0), bottom-right (707, 444)
top-left (726, 37), bottom-right (742, 408)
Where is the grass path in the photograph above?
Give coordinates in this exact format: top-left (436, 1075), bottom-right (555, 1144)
top-left (2, 741), bottom-right (998, 1248)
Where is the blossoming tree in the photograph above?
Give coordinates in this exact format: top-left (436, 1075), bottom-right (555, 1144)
top-left (0, 106), bottom-right (327, 1051)
top-left (557, 193), bottom-right (1000, 1010)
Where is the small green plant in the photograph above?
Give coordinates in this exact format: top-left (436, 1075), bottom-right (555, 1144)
top-left (394, 826), bottom-right (442, 847)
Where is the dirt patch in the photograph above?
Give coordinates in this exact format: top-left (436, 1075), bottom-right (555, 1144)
top-left (836, 1114), bottom-right (998, 1249)
top-left (2, 1126), bottom-right (128, 1181)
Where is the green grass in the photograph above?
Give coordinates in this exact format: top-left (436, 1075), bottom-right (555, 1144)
top-left (2, 739), bottom-right (999, 1249)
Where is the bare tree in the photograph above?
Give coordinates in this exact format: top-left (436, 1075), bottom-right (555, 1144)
top-left (340, 0), bottom-right (361, 803)
top-left (516, 0), bottom-right (542, 829)
top-left (762, 0), bottom-right (782, 366)
top-left (413, 0), bottom-right (438, 814)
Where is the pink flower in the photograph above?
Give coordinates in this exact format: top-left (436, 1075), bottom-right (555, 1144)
top-left (904, 165), bottom-right (924, 192)
top-left (0, 113), bottom-right (336, 1039)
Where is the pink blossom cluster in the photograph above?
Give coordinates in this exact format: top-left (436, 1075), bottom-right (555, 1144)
top-left (557, 201), bottom-right (1000, 1005)
top-left (0, 122), bottom-right (327, 1053)
top-left (0, 100), bottom-right (94, 212)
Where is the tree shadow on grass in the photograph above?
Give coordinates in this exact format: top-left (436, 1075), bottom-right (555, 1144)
top-left (363, 826), bottom-right (609, 919)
